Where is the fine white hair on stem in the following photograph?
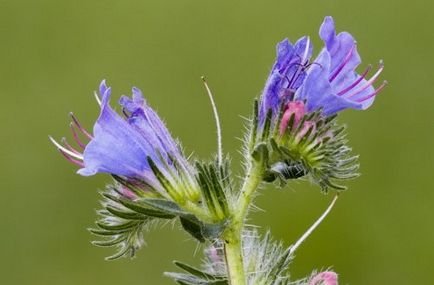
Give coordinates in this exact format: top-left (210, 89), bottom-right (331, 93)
top-left (201, 76), bottom-right (223, 166)
top-left (94, 91), bottom-right (102, 106)
top-left (289, 194), bottom-right (339, 255)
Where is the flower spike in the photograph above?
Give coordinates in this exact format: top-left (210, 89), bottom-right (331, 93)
top-left (50, 15), bottom-right (383, 284)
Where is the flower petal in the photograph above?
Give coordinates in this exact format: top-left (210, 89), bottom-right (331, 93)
top-left (78, 87), bottom-right (158, 180)
top-left (295, 49), bottom-right (361, 116)
top-left (319, 17), bottom-right (362, 90)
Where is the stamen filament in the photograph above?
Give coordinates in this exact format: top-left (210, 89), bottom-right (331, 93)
top-left (329, 42), bottom-right (356, 82)
top-left (337, 64), bottom-right (372, 96)
top-left (70, 123), bottom-right (86, 149)
top-left (69, 112), bottom-right (93, 139)
top-left (347, 61), bottom-right (384, 98)
top-left (61, 137), bottom-right (82, 155)
top-left (58, 149), bottom-right (85, 167)
top-left (355, 80), bottom-right (388, 103)
top-left (49, 136), bottom-right (84, 160)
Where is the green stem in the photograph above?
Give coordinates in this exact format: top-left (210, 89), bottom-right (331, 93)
top-left (224, 229), bottom-right (245, 285)
top-left (223, 161), bottom-right (264, 285)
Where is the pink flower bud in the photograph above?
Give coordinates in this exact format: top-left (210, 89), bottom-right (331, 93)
top-left (279, 101), bottom-right (306, 135)
top-left (309, 271), bottom-right (338, 285)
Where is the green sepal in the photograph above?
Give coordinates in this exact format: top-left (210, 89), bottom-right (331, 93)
top-left (140, 198), bottom-right (190, 217)
top-left (261, 109), bottom-right (273, 141)
top-left (252, 142), bottom-right (269, 165)
top-left (147, 156), bottom-right (178, 199)
top-left (195, 160), bottom-right (230, 220)
top-left (105, 206), bottom-right (149, 221)
top-left (96, 220), bottom-right (139, 231)
top-left (103, 193), bottom-right (175, 219)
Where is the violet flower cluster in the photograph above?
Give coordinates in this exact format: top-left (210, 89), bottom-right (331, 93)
top-left (50, 16), bottom-right (384, 285)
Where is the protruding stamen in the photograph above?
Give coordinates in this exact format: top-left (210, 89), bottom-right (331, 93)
top-left (61, 137), bottom-right (82, 155)
top-left (355, 80), bottom-right (388, 103)
top-left (285, 38), bottom-right (311, 90)
top-left (70, 123), bottom-right (86, 149)
top-left (93, 91), bottom-right (102, 106)
top-left (347, 60), bottom-right (384, 98)
top-left (286, 61), bottom-right (309, 89)
top-left (337, 64), bottom-right (372, 96)
top-left (69, 112), bottom-right (93, 139)
top-left (58, 148), bottom-right (84, 167)
top-left (329, 42), bottom-right (356, 82)
top-left (49, 136), bottom-right (84, 160)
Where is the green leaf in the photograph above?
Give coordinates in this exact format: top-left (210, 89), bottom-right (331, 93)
top-left (105, 206), bottom-right (148, 220)
top-left (88, 228), bottom-right (131, 236)
top-left (96, 221), bottom-right (139, 231)
top-left (104, 194), bottom-right (175, 219)
top-left (165, 272), bottom-right (228, 285)
top-left (261, 108), bottom-right (273, 141)
top-left (140, 198), bottom-right (190, 217)
top-left (147, 156), bottom-right (177, 196)
top-left (91, 236), bottom-right (127, 247)
top-left (200, 220), bottom-right (227, 240)
top-left (174, 261), bottom-right (225, 280)
top-left (180, 217), bottom-right (205, 242)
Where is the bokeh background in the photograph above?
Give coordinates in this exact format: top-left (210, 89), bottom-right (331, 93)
top-left (1, 0), bottom-right (433, 284)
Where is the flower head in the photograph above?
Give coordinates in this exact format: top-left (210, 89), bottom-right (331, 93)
top-left (258, 16), bottom-right (385, 127)
top-left (50, 80), bottom-right (200, 202)
top-left (251, 16), bottom-right (383, 191)
top-left (296, 16), bottom-right (386, 116)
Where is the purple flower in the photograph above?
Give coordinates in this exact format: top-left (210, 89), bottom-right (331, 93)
top-left (260, 36), bottom-right (313, 122)
top-left (259, 16), bottom-right (385, 124)
top-left (50, 80), bottom-right (199, 199)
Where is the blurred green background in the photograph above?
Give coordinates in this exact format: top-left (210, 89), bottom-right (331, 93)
top-left (1, 0), bottom-right (432, 284)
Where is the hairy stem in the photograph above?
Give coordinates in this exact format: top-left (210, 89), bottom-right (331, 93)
top-left (224, 228), bottom-right (245, 285)
top-left (223, 161), bottom-right (264, 285)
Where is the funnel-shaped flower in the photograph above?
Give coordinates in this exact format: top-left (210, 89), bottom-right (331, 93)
top-left (259, 36), bottom-right (313, 123)
top-left (50, 80), bottom-right (200, 201)
top-left (295, 16), bottom-right (386, 116)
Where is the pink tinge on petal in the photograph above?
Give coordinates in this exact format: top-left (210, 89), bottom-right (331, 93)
top-left (279, 101), bottom-right (306, 135)
top-left (309, 271), bottom-right (338, 285)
